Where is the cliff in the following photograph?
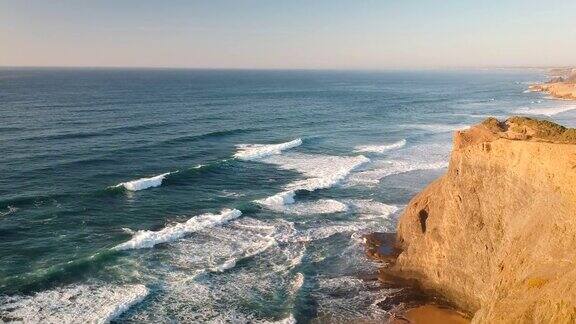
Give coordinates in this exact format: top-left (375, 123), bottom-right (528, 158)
top-left (529, 82), bottom-right (576, 100)
top-left (529, 68), bottom-right (576, 100)
top-left (391, 117), bottom-right (576, 323)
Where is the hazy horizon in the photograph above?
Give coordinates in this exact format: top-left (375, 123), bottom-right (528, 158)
top-left (2, 0), bottom-right (575, 69)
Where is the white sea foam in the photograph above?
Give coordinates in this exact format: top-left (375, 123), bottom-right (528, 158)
top-left (283, 199), bottom-right (348, 215)
top-left (255, 153), bottom-right (370, 212)
top-left (114, 172), bottom-right (173, 191)
top-left (257, 191), bottom-right (296, 210)
top-left (312, 276), bottom-right (392, 322)
top-left (515, 105), bottom-right (576, 116)
top-left (167, 217), bottom-right (293, 274)
top-left (348, 200), bottom-right (399, 219)
top-left (258, 197), bottom-right (348, 215)
top-left (348, 160), bottom-right (448, 185)
top-left (289, 273), bottom-right (305, 294)
top-left (268, 220), bottom-right (297, 244)
top-left (261, 154), bottom-right (370, 191)
top-left (114, 208), bottom-right (242, 250)
top-left (277, 244), bottom-right (306, 272)
top-left (281, 155), bottom-right (370, 191)
top-left (293, 222), bottom-right (367, 242)
top-left (130, 225), bottom-right (307, 322)
top-left (268, 314), bottom-right (297, 324)
top-left (0, 284), bottom-right (148, 324)
top-left (209, 236), bottom-right (276, 273)
top-left (0, 205), bottom-right (18, 217)
top-left (354, 139), bottom-right (406, 154)
top-left (410, 123), bottom-right (470, 133)
top-left (234, 138), bottom-right (302, 160)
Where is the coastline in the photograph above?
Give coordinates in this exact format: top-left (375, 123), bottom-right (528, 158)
top-left (528, 68), bottom-right (576, 100)
top-left (529, 82), bottom-right (576, 100)
top-left (364, 233), bottom-right (471, 323)
top-left (365, 65), bottom-right (576, 320)
top-left (366, 115), bottom-right (576, 322)
top-left (5, 68), bottom-right (576, 322)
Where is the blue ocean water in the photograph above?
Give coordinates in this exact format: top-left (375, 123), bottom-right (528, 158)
top-left (0, 68), bottom-right (574, 323)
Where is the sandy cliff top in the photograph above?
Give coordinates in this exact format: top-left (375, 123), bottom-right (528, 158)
top-left (392, 117), bottom-right (576, 323)
top-left (473, 116), bottom-right (576, 144)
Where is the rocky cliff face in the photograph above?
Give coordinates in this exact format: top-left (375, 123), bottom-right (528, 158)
top-left (529, 82), bottom-right (576, 100)
top-left (529, 68), bottom-right (576, 99)
top-left (392, 117), bottom-right (576, 323)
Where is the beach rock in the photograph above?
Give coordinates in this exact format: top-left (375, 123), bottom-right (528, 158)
top-left (391, 117), bottom-right (576, 323)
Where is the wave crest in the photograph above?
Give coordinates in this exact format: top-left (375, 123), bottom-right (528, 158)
top-left (354, 139), bottom-right (406, 154)
top-left (257, 197), bottom-right (348, 215)
top-left (114, 208), bottom-right (242, 250)
top-left (347, 160), bottom-right (448, 185)
top-left (255, 154), bottom-right (369, 212)
top-left (234, 139), bottom-right (302, 160)
top-left (114, 172), bottom-right (174, 191)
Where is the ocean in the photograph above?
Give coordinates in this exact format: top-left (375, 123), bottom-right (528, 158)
top-left (1, 68), bottom-right (575, 323)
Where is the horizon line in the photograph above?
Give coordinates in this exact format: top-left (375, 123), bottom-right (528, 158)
top-left (0, 64), bottom-right (568, 72)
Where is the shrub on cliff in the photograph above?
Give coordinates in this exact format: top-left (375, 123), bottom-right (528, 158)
top-left (507, 116), bottom-right (576, 143)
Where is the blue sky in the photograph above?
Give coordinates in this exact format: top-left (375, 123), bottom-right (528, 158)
top-left (1, 0), bottom-right (575, 69)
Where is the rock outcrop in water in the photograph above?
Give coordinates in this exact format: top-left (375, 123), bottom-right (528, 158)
top-left (391, 117), bottom-right (576, 323)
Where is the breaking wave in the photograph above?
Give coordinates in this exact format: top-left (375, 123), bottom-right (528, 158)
top-left (258, 198), bottom-right (348, 215)
top-left (209, 236), bottom-right (276, 273)
top-left (348, 160), bottom-right (448, 186)
top-left (114, 208), bottom-right (242, 250)
top-left (113, 172), bottom-right (174, 191)
top-left (123, 220), bottom-right (306, 323)
top-left (347, 200), bottom-right (399, 219)
top-left (0, 284), bottom-right (148, 324)
top-left (165, 217), bottom-right (285, 276)
top-left (234, 138), bottom-right (302, 160)
top-left (354, 139), bottom-right (406, 154)
top-left (515, 105), bottom-right (576, 117)
top-left (293, 222), bottom-right (376, 242)
top-left (255, 153), bottom-right (370, 212)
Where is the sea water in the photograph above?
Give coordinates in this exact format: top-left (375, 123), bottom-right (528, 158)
top-left (1, 68), bottom-right (575, 323)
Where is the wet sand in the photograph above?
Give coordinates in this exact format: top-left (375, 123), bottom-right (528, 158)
top-left (390, 304), bottom-right (470, 324)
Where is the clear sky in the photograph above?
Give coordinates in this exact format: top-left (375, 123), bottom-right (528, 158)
top-left (1, 0), bottom-right (575, 69)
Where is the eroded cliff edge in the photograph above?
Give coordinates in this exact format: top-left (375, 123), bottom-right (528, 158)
top-left (391, 117), bottom-right (576, 323)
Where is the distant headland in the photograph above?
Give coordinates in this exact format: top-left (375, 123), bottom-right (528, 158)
top-left (529, 67), bottom-right (576, 100)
